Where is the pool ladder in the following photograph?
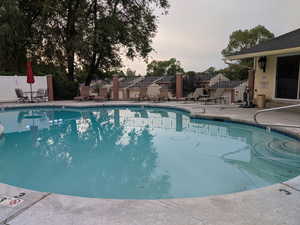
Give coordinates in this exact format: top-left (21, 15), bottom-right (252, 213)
top-left (254, 103), bottom-right (300, 129)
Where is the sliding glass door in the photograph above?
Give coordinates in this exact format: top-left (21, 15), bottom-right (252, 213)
top-left (276, 55), bottom-right (300, 99)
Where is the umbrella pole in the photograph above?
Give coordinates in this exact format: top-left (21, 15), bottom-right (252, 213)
top-left (30, 83), bottom-right (33, 102)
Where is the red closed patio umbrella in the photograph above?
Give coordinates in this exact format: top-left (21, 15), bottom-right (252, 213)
top-left (26, 61), bottom-right (35, 102)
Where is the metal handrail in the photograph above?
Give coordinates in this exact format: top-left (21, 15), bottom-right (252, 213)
top-left (254, 104), bottom-right (300, 128)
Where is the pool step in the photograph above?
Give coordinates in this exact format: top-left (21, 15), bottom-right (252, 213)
top-left (253, 140), bottom-right (300, 168)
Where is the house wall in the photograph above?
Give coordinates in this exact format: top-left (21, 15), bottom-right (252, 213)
top-left (253, 56), bottom-right (277, 101)
top-left (0, 75), bottom-right (48, 102)
top-left (234, 82), bottom-right (248, 102)
top-left (128, 88), bottom-right (140, 99)
top-left (223, 90), bottom-right (232, 103)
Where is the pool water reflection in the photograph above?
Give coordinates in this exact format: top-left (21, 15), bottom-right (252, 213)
top-left (0, 106), bottom-right (299, 199)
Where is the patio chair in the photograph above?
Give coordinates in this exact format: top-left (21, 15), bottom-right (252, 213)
top-left (189, 88), bottom-right (207, 101)
top-left (15, 89), bottom-right (29, 103)
top-left (74, 86), bottom-right (91, 101)
top-left (94, 88), bottom-right (109, 101)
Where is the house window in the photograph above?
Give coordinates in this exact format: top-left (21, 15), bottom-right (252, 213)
top-left (275, 55), bottom-right (300, 99)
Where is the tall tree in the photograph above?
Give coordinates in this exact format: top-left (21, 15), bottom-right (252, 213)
top-left (0, 0), bottom-right (169, 85)
top-left (202, 66), bottom-right (218, 75)
top-left (0, 0), bottom-right (46, 72)
top-left (125, 68), bottom-right (137, 77)
top-left (146, 58), bottom-right (184, 76)
top-left (222, 25), bottom-right (274, 80)
top-left (82, 0), bottom-right (170, 85)
top-left (39, 0), bottom-right (88, 81)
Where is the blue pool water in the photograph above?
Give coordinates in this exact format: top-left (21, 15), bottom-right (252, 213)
top-left (0, 106), bottom-right (299, 199)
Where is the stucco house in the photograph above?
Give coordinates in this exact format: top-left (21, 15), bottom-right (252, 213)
top-left (117, 76), bottom-right (176, 100)
top-left (193, 73), bottom-right (229, 88)
top-left (226, 28), bottom-right (300, 106)
top-left (209, 80), bottom-right (247, 103)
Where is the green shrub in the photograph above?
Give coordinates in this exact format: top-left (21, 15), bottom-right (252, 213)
top-left (53, 73), bottom-right (78, 100)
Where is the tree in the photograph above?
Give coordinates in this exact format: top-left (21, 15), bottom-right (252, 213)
top-left (202, 66), bottom-right (218, 75)
top-left (146, 58), bottom-right (184, 76)
top-left (81, 0), bottom-right (170, 85)
top-left (222, 25), bottom-right (274, 57)
top-left (0, 0), bottom-right (170, 86)
top-left (125, 68), bottom-right (137, 77)
top-left (222, 25), bottom-right (274, 80)
top-left (0, 0), bottom-right (47, 73)
top-left (218, 64), bottom-right (248, 81)
top-left (185, 71), bottom-right (197, 76)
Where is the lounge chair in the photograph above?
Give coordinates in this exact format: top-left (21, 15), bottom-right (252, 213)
top-left (15, 89), bottom-right (29, 103)
top-left (74, 86), bottom-right (91, 101)
top-left (201, 88), bottom-right (225, 104)
top-left (189, 88), bottom-right (208, 101)
top-left (94, 88), bottom-right (109, 101)
top-left (33, 89), bottom-right (48, 102)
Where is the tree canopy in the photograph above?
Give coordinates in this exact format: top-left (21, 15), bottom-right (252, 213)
top-left (221, 25), bottom-right (274, 80)
top-left (222, 25), bottom-right (275, 57)
top-left (146, 58), bottom-right (184, 76)
top-left (0, 0), bottom-right (170, 84)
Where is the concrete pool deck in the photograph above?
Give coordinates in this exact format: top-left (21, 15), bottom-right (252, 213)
top-left (0, 101), bottom-right (300, 225)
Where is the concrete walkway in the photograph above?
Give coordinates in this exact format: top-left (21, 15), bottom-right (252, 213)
top-left (0, 101), bottom-right (300, 225)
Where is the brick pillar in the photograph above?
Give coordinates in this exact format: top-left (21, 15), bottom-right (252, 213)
top-left (112, 75), bottom-right (119, 101)
top-left (248, 69), bottom-right (255, 102)
top-left (176, 74), bottom-right (183, 100)
top-left (46, 75), bottom-right (54, 101)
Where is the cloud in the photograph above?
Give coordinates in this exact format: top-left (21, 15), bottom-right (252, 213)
top-left (124, 0), bottom-right (300, 75)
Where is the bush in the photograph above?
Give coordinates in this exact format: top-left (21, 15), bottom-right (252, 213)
top-left (53, 73), bottom-right (78, 100)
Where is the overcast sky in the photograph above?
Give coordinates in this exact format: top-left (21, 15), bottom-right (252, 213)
top-left (123, 0), bottom-right (300, 75)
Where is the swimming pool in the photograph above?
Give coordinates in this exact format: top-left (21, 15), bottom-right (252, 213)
top-left (0, 106), bottom-right (299, 199)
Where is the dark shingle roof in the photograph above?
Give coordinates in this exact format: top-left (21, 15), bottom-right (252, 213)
top-left (130, 76), bottom-right (174, 88)
top-left (157, 75), bottom-right (175, 83)
top-left (119, 77), bottom-right (138, 88)
top-left (230, 28), bottom-right (300, 57)
top-left (210, 80), bottom-right (245, 89)
top-left (194, 73), bottom-right (217, 81)
top-left (131, 76), bottom-right (161, 88)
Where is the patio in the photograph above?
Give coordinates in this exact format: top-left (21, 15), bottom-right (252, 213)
top-left (0, 101), bottom-right (299, 225)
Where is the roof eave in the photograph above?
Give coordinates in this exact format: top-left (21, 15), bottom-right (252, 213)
top-left (226, 46), bottom-right (300, 60)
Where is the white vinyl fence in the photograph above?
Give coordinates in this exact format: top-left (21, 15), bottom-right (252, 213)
top-left (0, 75), bottom-right (48, 102)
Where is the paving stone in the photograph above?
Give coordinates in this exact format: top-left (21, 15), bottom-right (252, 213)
top-left (7, 184), bottom-right (300, 225)
top-left (0, 183), bottom-right (49, 224)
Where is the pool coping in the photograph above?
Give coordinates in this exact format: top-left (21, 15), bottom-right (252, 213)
top-left (0, 101), bottom-right (300, 225)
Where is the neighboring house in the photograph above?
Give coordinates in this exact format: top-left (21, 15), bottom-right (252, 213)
top-left (193, 73), bottom-right (229, 88)
top-left (118, 77), bottom-right (144, 100)
top-left (119, 76), bottom-right (175, 99)
top-left (156, 75), bottom-right (175, 90)
top-left (209, 73), bottom-right (230, 87)
top-left (226, 28), bottom-right (300, 105)
top-left (210, 80), bottom-right (247, 103)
